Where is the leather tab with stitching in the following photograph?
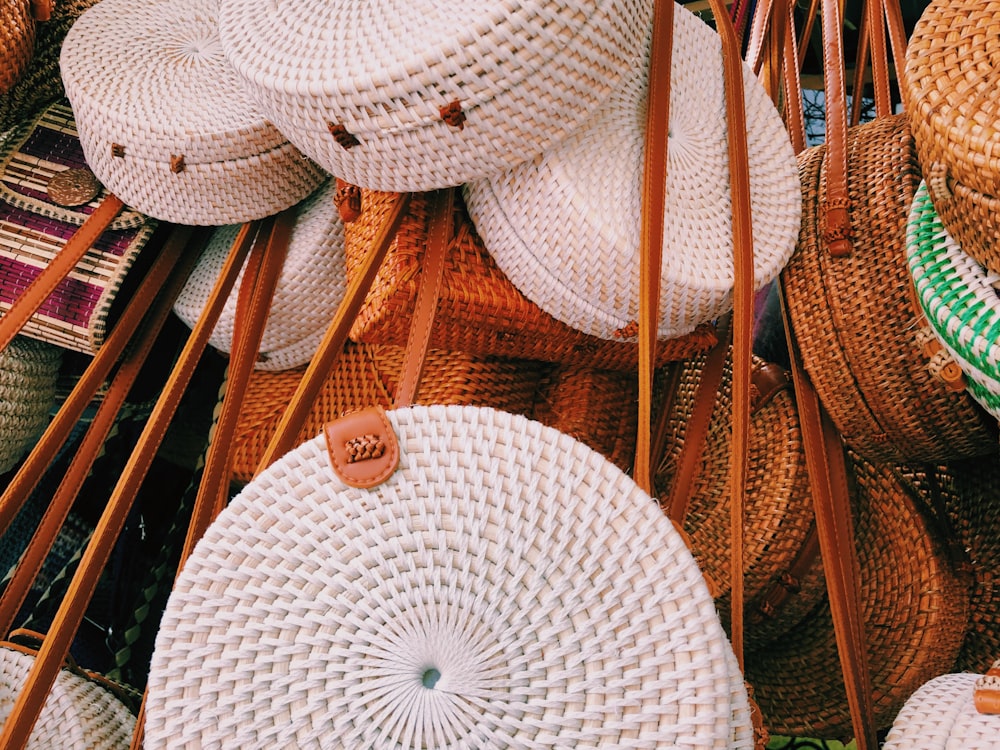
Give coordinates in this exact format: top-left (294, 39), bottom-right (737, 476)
top-left (325, 407), bottom-right (399, 489)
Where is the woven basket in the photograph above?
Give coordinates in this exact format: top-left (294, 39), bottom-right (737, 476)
top-left (217, 0), bottom-right (650, 192)
top-left (0, 0), bottom-right (34, 95)
top-left (744, 458), bottom-right (971, 740)
top-left (58, 0), bottom-right (326, 226)
top-left (0, 102), bottom-right (161, 355)
top-left (655, 351), bottom-right (818, 651)
top-left (173, 180), bottom-right (346, 372)
top-left (229, 342), bottom-right (551, 484)
top-left (882, 670), bottom-right (1000, 749)
top-left (462, 2), bottom-right (800, 344)
top-left (901, 0), bottom-right (1000, 274)
top-left (0, 645), bottom-right (136, 749)
top-left (146, 404), bottom-right (755, 749)
top-left (0, 335), bottom-right (61, 475)
top-left (779, 113), bottom-right (997, 463)
top-left (906, 180), bottom-right (1000, 421)
top-left (345, 188), bottom-right (718, 370)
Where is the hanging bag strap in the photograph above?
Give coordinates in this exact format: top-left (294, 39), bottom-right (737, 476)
top-left (0, 216), bottom-right (265, 750)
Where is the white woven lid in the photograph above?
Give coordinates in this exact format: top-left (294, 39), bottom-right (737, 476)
top-left (0, 337), bottom-right (62, 474)
top-left (883, 672), bottom-right (1000, 750)
top-left (463, 3), bottom-right (800, 342)
top-left (59, 0), bottom-right (327, 225)
top-left (145, 405), bottom-right (751, 749)
top-left (0, 648), bottom-right (136, 749)
top-left (172, 180), bottom-right (346, 372)
top-left (217, 0), bottom-right (651, 191)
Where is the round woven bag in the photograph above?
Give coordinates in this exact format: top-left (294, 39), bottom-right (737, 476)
top-left (172, 181), bottom-right (346, 372)
top-left (743, 458), bottom-right (971, 739)
top-left (0, 336), bottom-right (61, 475)
top-left (882, 671), bottom-right (1000, 750)
top-left (902, 0), bottom-right (1000, 274)
top-left (906, 180), bottom-right (1000, 421)
top-left (780, 114), bottom-right (997, 463)
top-left (0, 646), bottom-right (136, 749)
top-left (58, 0), bottom-right (326, 226)
top-left (216, 0), bottom-right (650, 192)
top-left (145, 405), bottom-right (755, 749)
top-left (462, 2), bottom-right (800, 343)
top-left (0, 0), bottom-right (34, 96)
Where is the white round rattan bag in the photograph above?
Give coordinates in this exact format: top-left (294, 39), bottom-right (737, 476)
top-left (216, 0), bottom-right (651, 192)
top-left (59, 0), bottom-right (327, 226)
top-left (145, 405), bottom-right (754, 749)
top-left (0, 646), bottom-right (136, 749)
top-left (0, 336), bottom-right (61, 474)
top-left (882, 669), bottom-right (1000, 749)
top-left (462, 3), bottom-right (800, 342)
top-left (906, 180), bottom-right (1000, 420)
top-left (172, 180), bottom-right (346, 372)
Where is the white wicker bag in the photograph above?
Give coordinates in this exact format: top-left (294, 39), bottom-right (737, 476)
top-left (216, 0), bottom-right (651, 192)
top-left (145, 405), bottom-right (754, 749)
top-left (462, 2), bottom-right (800, 342)
top-left (882, 662), bottom-right (1000, 749)
top-left (58, 0), bottom-right (327, 226)
top-left (172, 180), bottom-right (346, 372)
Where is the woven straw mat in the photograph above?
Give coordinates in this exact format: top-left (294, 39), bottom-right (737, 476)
top-left (0, 336), bottom-right (62, 474)
top-left (0, 646), bottom-right (136, 749)
top-left (217, 0), bottom-right (651, 192)
top-left (780, 113), bottom-right (996, 463)
top-left (173, 180), bottom-right (346, 372)
top-left (743, 458), bottom-right (971, 740)
top-left (146, 405), bottom-right (755, 749)
top-left (883, 672), bottom-right (1000, 750)
top-left (344, 188), bottom-right (717, 371)
top-left (902, 0), bottom-right (1000, 273)
top-left (463, 2), bottom-right (800, 344)
top-left (59, 0), bottom-right (326, 225)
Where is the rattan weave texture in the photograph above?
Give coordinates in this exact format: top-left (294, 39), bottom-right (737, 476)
top-left (0, 335), bottom-right (61, 474)
top-left (0, 0), bottom-right (34, 95)
top-left (883, 672), bottom-right (1000, 750)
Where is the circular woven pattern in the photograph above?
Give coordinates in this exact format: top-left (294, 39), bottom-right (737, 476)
top-left (656, 353), bottom-right (816, 651)
top-left (882, 672), bottom-right (1000, 750)
top-left (0, 336), bottom-right (62, 474)
top-left (146, 405), bottom-right (753, 748)
top-left (744, 457), bottom-right (971, 739)
top-left (46, 167), bottom-right (101, 207)
top-left (0, 0), bottom-right (34, 95)
top-left (59, 0), bottom-right (326, 225)
top-left (463, 3), bottom-right (800, 343)
top-left (906, 180), bottom-right (1000, 419)
top-left (780, 114), bottom-right (996, 463)
top-left (173, 181), bottom-right (345, 372)
top-left (0, 647), bottom-right (136, 749)
top-left (217, 0), bottom-right (649, 192)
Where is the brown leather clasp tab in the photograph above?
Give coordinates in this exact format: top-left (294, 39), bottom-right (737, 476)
top-left (974, 659), bottom-right (1000, 715)
top-left (325, 407), bottom-right (399, 489)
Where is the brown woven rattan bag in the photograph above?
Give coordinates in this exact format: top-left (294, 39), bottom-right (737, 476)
top-left (0, 0), bottom-right (39, 96)
top-left (342, 188), bottom-right (718, 371)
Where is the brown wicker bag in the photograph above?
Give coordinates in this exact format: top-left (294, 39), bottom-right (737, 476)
top-left (342, 188), bottom-right (718, 371)
top-left (743, 458), bottom-right (972, 740)
top-left (0, 0), bottom-right (37, 96)
top-left (901, 0), bottom-right (1000, 275)
top-left (780, 113), bottom-right (997, 463)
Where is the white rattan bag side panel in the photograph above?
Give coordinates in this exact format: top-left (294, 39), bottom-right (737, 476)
top-left (883, 672), bottom-right (1000, 750)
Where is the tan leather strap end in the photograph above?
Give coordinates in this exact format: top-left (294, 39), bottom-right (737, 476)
top-left (975, 660), bottom-right (1000, 715)
top-left (31, 0), bottom-right (53, 21)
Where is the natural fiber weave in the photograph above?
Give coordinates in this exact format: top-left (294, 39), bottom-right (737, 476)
top-left (902, 0), bottom-right (1000, 273)
top-left (59, 0), bottom-right (326, 225)
top-left (0, 0), bottom-right (100, 134)
top-left (906, 180), bottom-right (1000, 420)
top-left (656, 351), bottom-right (817, 651)
top-left (147, 405), bottom-right (754, 748)
top-left (0, 102), bottom-right (159, 355)
top-left (780, 114), bottom-right (996, 463)
top-left (217, 0), bottom-right (650, 192)
top-left (882, 672), bottom-right (1000, 749)
top-left (0, 335), bottom-right (61, 474)
top-left (744, 458), bottom-right (971, 740)
top-left (463, 2), bottom-right (800, 343)
top-left (173, 180), bottom-right (346, 372)
top-left (230, 342), bottom-right (551, 484)
top-left (346, 188), bottom-right (717, 369)
top-left (0, 0), bottom-right (34, 95)
top-left (0, 646), bottom-right (136, 749)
